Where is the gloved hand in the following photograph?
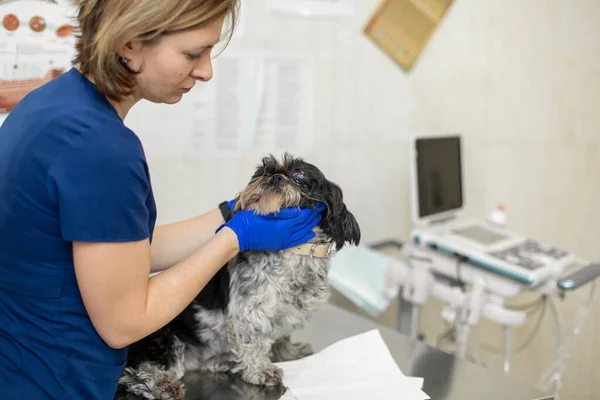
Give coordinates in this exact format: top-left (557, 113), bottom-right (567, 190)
top-left (217, 203), bottom-right (326, 252)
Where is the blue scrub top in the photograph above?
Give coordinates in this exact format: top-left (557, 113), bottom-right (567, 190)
top-left (0, 68), bottom-right (157, 399)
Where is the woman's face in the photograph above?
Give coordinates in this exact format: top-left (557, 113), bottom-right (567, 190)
top-left (124, 17), bottom-right (225, 105)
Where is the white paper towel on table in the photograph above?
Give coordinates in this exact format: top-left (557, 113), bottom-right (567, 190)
top-left (276, 329), bottom-right (430, 400)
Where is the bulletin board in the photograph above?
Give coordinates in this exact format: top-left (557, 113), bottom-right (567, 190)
top-left (0, 0), bottom-right (76, 113)
top-left (364, 0), bottom-right (453, 71)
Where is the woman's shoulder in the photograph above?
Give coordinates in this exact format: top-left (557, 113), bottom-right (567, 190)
top-left (11, 68), bottom-right (123, 130)
top-left (7, 73), bottom-right (141, 152)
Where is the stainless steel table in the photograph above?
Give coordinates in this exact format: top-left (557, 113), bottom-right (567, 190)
top-left (117, 303), bottom-right (552, 400)
top-left (292, 304), bottom-right (552, 400)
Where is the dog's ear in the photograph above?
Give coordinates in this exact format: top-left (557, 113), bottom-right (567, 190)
top-left (319, 180), bottom-right (361, 251)
top-left (249, 154), bottom-right (279, 181)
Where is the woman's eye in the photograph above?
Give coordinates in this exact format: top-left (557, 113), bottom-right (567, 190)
top-left (186, 52), bottom-right (203, 60)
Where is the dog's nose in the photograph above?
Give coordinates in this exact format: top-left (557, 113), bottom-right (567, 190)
top-left (270, 174), bottom-right (285, 184)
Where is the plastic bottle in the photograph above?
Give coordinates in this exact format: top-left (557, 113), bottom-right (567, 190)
top-left (487, 204), bottom-right (506, 228)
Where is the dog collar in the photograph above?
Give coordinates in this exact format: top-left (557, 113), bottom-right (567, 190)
top-left (285, 243), bottom-right (333, 258)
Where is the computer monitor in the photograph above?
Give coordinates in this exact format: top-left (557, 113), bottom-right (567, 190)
top-left (410, 134), bottom-right (464, 225)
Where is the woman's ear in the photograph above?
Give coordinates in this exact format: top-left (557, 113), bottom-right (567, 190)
top-left (119, 40), bottom-right (144, 70)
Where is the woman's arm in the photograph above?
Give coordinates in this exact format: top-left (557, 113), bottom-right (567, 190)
top-left (73, 227), bottom-right (239, 349)
top-left (150, 208), bottom-right (224, 272)
top-left (73, 206), bottom-right (322, 349)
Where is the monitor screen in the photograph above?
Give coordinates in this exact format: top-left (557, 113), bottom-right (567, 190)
top-left (415, 136), bottom-right (463, 218)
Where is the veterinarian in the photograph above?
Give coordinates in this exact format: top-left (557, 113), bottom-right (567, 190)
top-left (0, 1), bottom-right (325, 399)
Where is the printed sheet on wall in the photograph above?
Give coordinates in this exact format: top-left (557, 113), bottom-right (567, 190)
top-left (176, 51), bottom-right (316, 158)
top-left (0, 0), bottom-right (76, 113)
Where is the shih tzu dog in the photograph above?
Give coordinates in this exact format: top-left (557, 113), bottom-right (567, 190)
top-left (116, 153), bottom-right (361, 400)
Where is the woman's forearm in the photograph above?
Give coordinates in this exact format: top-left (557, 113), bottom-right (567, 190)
top-left (106, 228), bottom-right (239, 348)
top-left (150, 208), bottom-right (225, 272)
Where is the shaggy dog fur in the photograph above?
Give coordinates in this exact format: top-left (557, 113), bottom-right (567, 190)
top-left (116, 154), bottom-right (361, 399)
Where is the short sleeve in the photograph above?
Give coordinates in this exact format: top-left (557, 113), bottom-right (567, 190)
top-left (47, 128), bottom-right (152, 243)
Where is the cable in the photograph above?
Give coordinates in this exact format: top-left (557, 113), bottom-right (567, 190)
top-left (524, 298), bottom-right (546, 316)
top-left (512, 299), bottom-right (547, 353)
top-left (436, 324), bottom-right (456, 347)
top-left (506, 295), bottom-right (546, 311)
top-left (478, 297), bottom-right (547, 355)
top-left (455, 255), bottom-right (467, 292)
top-left (546, 298), bottom-right (563, 399)
top-left (548, 297), bottom-right (562, 351)
top-left (538, 280), bottom-right (595, 394)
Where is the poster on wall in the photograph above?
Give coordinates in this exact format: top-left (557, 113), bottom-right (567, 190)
top-left (0, 0), bottom-right (76, 113)
top-left (364, 0), bottom-right (453, 71)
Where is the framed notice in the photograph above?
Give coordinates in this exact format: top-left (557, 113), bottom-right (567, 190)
top-left (364, 0), bottom-right (453, 71)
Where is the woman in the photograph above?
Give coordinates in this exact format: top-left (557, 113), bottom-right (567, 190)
top-left (0, 1), bottom-right (323, 399)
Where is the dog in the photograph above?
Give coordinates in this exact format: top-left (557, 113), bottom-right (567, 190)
top-left (116, 153), bottom-right (361, 400)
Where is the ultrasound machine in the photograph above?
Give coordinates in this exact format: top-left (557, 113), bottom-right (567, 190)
top-left (386, 134), bottom-right (600, 397)
top-left (407, 135), bottom-right (581, 291)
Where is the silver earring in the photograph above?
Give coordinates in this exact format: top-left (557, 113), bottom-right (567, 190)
top-left (121, 57), bottom-right (129, 65)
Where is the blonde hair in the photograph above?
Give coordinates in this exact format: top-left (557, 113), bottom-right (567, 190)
top-left (72, 0), bottom-right (239, 100)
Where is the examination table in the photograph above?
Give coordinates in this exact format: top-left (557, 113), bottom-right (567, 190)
top-left (115, 303), bottom-right (552, 400)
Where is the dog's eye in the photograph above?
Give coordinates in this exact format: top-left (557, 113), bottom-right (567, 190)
top-left (292, 171), bottom-right (306, 181)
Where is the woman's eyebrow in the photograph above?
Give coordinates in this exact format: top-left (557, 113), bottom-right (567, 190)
top-left (188, 44), bottom-right (215, 52)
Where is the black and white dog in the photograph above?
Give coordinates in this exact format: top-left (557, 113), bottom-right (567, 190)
top-left (117, 153), bottom-right (361, 400)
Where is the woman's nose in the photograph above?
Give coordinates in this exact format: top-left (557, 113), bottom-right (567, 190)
top-left (191, 57), bottom-right (213, 82)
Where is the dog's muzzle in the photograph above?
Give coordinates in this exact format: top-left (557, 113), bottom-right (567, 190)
top-left (270, 174), bottom-right (285, 187)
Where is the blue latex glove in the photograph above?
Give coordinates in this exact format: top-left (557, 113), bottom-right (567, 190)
top-left (218, 203), bottom-right (326, 252)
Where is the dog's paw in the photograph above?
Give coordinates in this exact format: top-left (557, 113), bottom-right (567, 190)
top-left (271, 338), bottom-right (314, 362)
top-left (242, 364), bottom-right (284, 387)
top-left (119, 367), bottom-right (185, 400)
top-left (292, 341), bottom-right (313, 358)
top-left (157, 380), bottom-right (185, 400)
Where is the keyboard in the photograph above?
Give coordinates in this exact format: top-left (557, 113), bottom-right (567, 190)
top-left (487, 240), bottom-right (569, 270)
